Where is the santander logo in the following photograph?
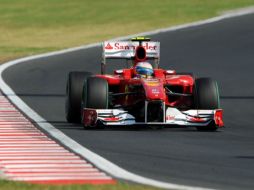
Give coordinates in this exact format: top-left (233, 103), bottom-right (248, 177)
top-left (105, 42), bottom-right (157, 51)
top-left (105, 43), bottom-right (113, 50)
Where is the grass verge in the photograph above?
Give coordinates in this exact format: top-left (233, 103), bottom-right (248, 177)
top-left (1, 0), bottom-right (254, 62)
top-left (0, 180), bottom-right (159, 190)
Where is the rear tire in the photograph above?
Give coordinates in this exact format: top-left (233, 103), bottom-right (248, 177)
top-left (82, 77), bottom-right (108, 128)
top-left (65, 72), bottom-right (92, 123)
top-left (194, 78), bottom-right (220, 131)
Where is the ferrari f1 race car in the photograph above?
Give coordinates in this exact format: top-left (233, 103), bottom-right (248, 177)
top-left (65, 37), bottom-right (224, 131)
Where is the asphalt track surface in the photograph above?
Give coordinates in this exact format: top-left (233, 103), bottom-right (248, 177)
top-left (3, 14), bottom-right (254, 190)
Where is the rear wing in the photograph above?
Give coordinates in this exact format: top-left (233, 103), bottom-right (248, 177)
top-left (101, 41), bottom-right (160, 74)
top-left (102, 41), bottom-right (160, 59)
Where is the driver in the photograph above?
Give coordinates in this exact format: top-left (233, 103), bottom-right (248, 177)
top-left (134, 62), bottom-right (154, 78)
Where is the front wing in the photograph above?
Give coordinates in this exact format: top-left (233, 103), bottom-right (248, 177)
top-left (82, 107), bottom-right (224, 128)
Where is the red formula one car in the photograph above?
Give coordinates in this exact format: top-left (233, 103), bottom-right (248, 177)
top-left (65, 37), bottom-right (224, 131)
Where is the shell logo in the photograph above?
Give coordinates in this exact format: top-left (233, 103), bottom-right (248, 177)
top-left (146, 81), bottom-right (160, 86)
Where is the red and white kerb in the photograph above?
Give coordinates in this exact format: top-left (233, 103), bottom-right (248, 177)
top-left (0, 94), bottom-right (115, 185)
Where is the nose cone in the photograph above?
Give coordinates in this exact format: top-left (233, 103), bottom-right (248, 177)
top-left (141, 79), bottom-right (166, 100)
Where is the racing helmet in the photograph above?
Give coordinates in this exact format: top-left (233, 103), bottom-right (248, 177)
top-left (135, 62), bottom-right (154, 78)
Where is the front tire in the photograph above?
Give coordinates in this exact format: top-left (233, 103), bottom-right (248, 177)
top-left (65, 72), bottom-right (92, 123)
top-left (194, 78), bottom-right (220, 131)
top-left (82, 77), bottom-right (108, 129)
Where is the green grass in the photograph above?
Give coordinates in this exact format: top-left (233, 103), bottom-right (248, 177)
top-left (0, 180), bottom-right (159, 190)
top-left (1, 0), bottom-right (254, 62)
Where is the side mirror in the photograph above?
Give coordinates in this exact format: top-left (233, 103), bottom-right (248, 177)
top-left (114, 70), bottom-right (124, 75)
top-left (164, 70), bottom-right (176, 75)
top-left (114, 69), bottom-right (132, 79)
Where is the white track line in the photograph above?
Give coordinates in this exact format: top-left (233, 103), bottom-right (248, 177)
top-left (1, 7), bottom-right (254, 190)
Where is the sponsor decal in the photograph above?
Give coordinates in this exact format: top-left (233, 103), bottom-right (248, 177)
top-left (105, 43), bottom-right (113, 50)
top-left (105, 42), bottom-right (157, 51)
top-left (166, 115), bottom-right (175, 121)
top-left (151, 88), bottom-right (160, 94)
top-left (104, 117), bottom-right (120, 121)
top-left (103, 41), bottom-right (159, 58)
top-left (188, 116), bottom-right (205, 122)
top-left (146, 81), bottom-right (160, 87)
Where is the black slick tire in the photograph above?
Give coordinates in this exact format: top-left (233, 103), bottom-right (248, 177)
top-left (194, 77), bottom-right (220, 131)
top-left (65, 72), bottom-right (92, 123)
top-left (82, 77), bottom-right (108, 129)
